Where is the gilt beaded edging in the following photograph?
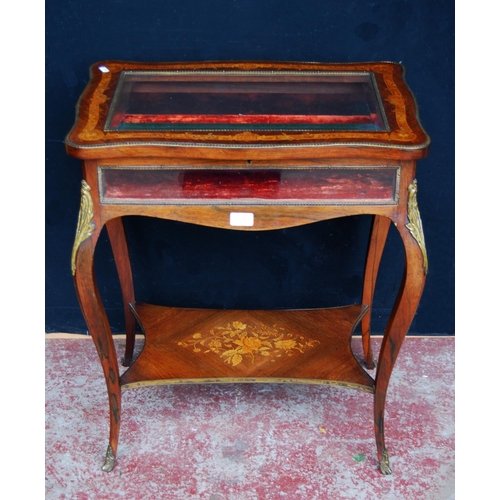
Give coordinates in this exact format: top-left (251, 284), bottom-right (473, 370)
top-left (67, 136), bottom-right (431, 150)
top-left (121, 377), bottom-right (375, 393)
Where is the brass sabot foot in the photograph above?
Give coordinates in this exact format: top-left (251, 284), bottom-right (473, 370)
top-left (102, 444), bottom-right (116, 472)
top-left (379, 448), bottom-right (393, 475)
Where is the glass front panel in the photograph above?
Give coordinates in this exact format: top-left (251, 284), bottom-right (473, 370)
top-left (99, 167), bottom-right (399, 205)
top-left (105, 72), bottom-right (388, 132)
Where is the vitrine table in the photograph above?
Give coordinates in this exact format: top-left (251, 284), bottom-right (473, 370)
top-left (66, 61), bottom-right (429, 474)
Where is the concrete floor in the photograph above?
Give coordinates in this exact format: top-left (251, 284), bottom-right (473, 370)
top-left (45, 335), bottom-right (454, 499)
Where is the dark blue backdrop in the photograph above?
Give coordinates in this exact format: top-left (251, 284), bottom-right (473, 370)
top-left (45, 0), bottom-right (454, 335)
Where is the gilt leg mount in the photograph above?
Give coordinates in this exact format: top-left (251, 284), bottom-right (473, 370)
top-left (71, 180), bottom-right (96, 276)
top-left (405, 179), bottom-right (428, 275)
top-left (102, 444), bottom-right (116, 472)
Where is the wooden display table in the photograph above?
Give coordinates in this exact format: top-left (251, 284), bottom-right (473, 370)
top-left (66, 61), bottom-right (430, 474)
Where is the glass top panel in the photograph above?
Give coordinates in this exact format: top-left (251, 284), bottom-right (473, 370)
top-left (105, 71), bottom-right (388, 132)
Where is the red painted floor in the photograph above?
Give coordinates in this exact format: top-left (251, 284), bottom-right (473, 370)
top-left (45, 335), bottom-right (454, 499)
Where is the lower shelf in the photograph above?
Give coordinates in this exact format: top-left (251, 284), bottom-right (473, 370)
top-left (120, 303), bottom-right (374, 393)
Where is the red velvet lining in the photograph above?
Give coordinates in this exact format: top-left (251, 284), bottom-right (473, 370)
top-left (120, 113), bottom-right (375, 125)
top-left (102, 168), bottom-right (397, 202)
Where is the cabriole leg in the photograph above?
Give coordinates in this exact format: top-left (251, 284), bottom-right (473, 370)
top-left (72, 180), bottom-right (122, 472)
top-left (361, 215), bottom-right (391, 369)
top-left (106, 217), bottom-right (136, 366)
top-left (374, 188), bottom-right (427, 474)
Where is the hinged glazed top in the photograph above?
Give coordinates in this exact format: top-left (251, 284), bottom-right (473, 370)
top-left (65, 61), bottom-right (429, 160)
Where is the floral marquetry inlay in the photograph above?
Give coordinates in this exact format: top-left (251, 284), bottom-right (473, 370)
top-left (178, 320), bottom-right (320, 367)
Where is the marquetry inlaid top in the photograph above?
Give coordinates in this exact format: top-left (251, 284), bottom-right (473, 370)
top-left (65, 61), bottom-right (429, 160)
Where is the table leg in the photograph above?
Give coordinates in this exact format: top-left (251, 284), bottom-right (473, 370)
top-left (361, 215), bottom-right (391, 369)
top-left (72, 181), bottom-right (121, 472)
top-left (106, 217), bottom-right (136, 366)
top-left (373, 201), bottom-right (427, 474)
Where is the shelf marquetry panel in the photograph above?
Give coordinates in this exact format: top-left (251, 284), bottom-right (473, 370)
top-left (120, 303), bottom-right (374, 392)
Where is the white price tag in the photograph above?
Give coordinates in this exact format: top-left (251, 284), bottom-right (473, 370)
top-left (229, 212), bottom-right (254, 227)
